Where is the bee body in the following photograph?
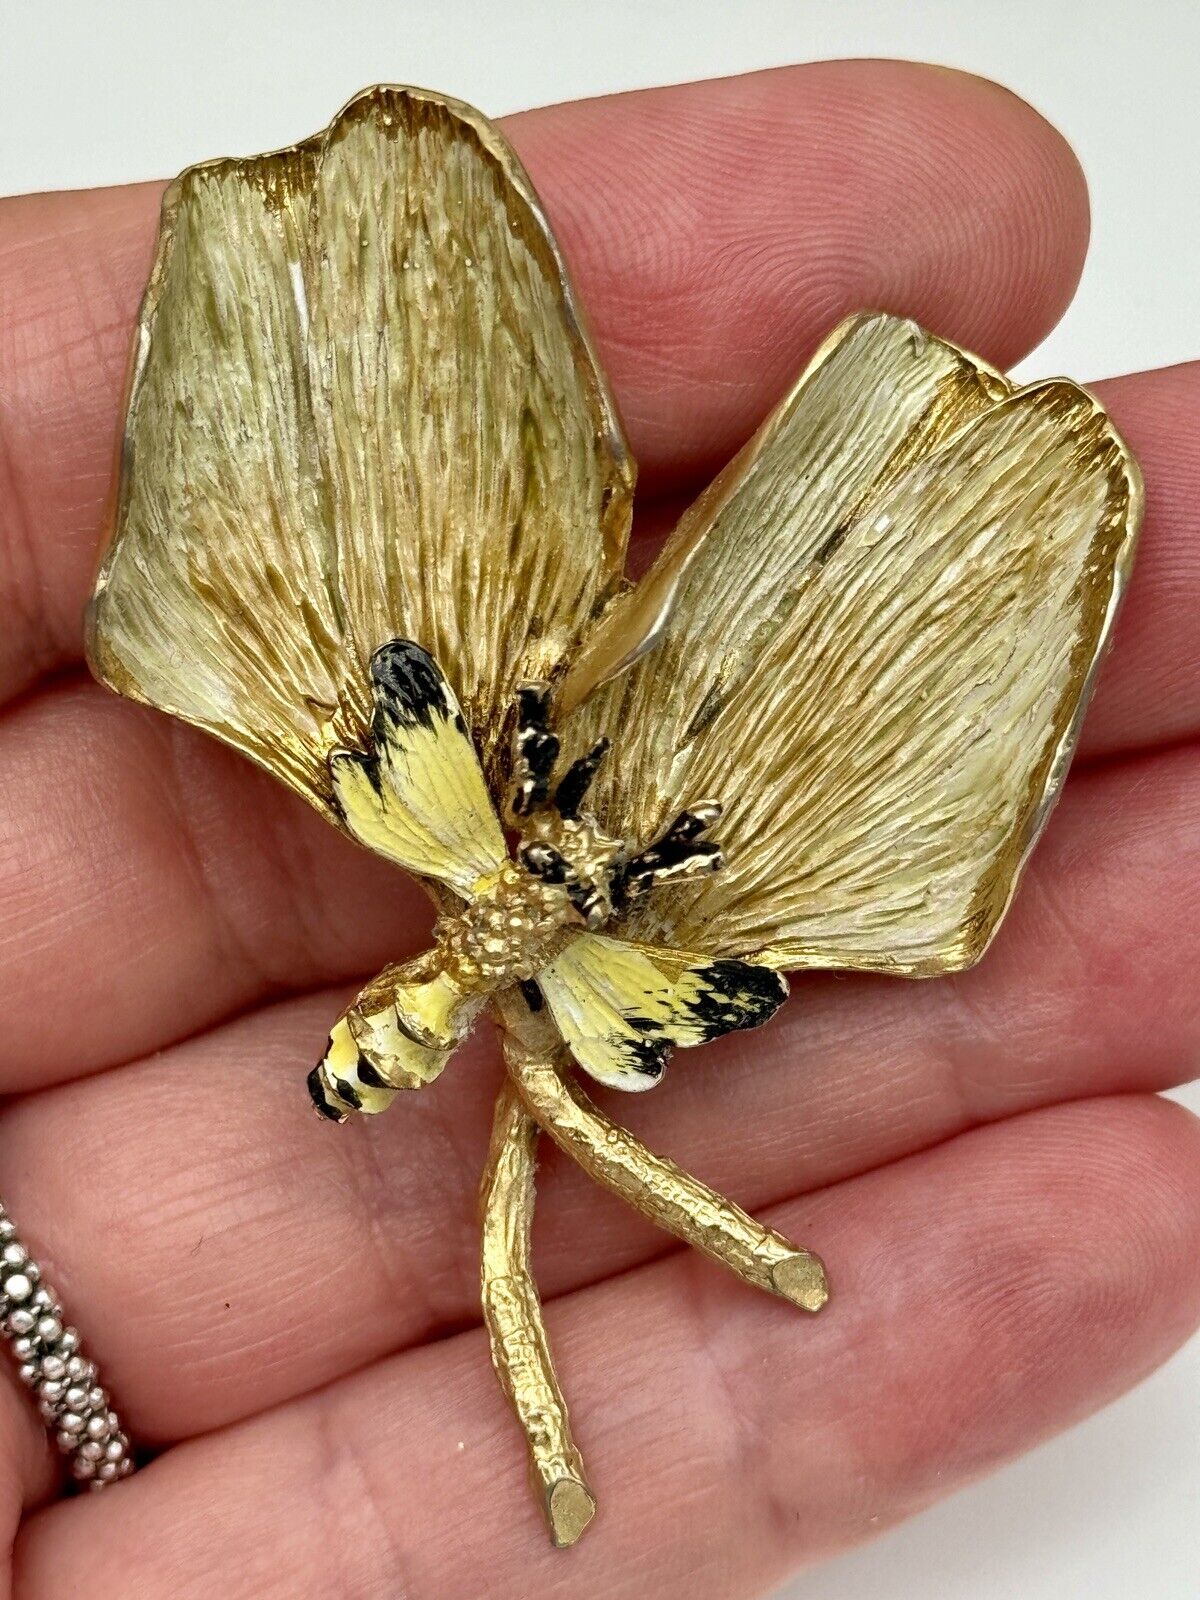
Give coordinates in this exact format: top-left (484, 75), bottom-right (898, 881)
top-left (307, 640), bottom-right (747, 1120)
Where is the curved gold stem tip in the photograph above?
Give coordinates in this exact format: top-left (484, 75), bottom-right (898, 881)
top-left (547, 1476), bottom-right (597, 1547)
top-left (770, 1250), bottom-right (830, 1312)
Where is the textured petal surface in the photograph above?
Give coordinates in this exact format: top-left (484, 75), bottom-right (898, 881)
top-left (559, 315), bottom-right (1008, 711)
top-left (566, 317), bottom-right (1141, 973)
top-left (331, 640), bottom-right (506, 897)
top-left (87, 86), bottom-right (634, 818)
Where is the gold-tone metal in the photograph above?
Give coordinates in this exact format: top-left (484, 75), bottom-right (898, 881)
top-left (561, 315), bottom-right (1143, 975)
top-left (87, 84), bottom-right (634, 809)
top-left (480, 1082), bottom-right (594, 1547)
top-left (504, 1032), bottom-right (829, 1312)
top-left (85, 85), bottom-right (1143, 1547)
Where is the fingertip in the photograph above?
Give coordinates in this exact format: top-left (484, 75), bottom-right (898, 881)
top-left (917, 1094), bottom-right (1200, 1438)
top-left (910, 63), bottom-right (1091, 367)
top-left (510, 60), bottom-right (1092, 479)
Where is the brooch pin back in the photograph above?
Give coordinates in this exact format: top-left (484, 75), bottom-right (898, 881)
top-left (85, 85), bottom-right (1142, 1546)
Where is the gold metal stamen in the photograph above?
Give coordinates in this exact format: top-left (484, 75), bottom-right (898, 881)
top-left (480, 1081), bottom-right (595, 1546)
top-left (503, 1033), bottom-right (828, 1313)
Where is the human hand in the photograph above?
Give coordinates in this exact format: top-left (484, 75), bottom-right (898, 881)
top-left (0, 61), bottom-right (1197, 1599)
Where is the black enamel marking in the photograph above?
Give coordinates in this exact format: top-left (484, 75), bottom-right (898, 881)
top-left (617, 836), bottom-right (723, 906)
top-left (518, 977), bottom-right (544, 1012)
top-left (690, 961), bottom-right (788, 1038)
top-left (370, 639), bottom-right (447, 731)
top-left (511, 683), bottom-right (560, 815)
top-left (662, 811), bottom-right (706, 845)
top-left (616, 804), bottom-right (727, 905)
top-left (356, 1056), bottom-right (387, 1090)
top-left (515, 735), bottom-right (559, 811)
top-left (517, 684), bottom-right (552, 728)
top-left (554, 738), bottom-right (610, 820)
top-left (625, 1036), bottom-right (669, 1079)
top-left (331, 1075), bottom-right (363, 1110)
top-left (633, 837), bottom-right (722, 881)
top-left (567, 881), bottom-right (607, 926)
top-left (519, 841), bottom-right (571, 884)
top-left (662, 805), bottom-right (721, 845)
top-left (307, 1064), bottom-right (346, 1121)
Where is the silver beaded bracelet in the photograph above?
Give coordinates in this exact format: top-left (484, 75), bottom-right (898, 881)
top-left (0, 1202), bottom-right (133, 1489)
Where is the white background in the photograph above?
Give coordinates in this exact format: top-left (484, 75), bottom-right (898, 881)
top-left (2, 4), bottom-right (1197, 1597)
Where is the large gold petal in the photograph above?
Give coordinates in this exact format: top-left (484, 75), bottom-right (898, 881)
top-left (559, 314), bottom-right (1008, 713)
top-left (305, 87), bottom-right (633, 783)
top-left (88, 86), bottom-right (634, 818)
top-left (566, 318), bottom-right (1141, 974)
top-left (88, 140), bottom-right (341, 804)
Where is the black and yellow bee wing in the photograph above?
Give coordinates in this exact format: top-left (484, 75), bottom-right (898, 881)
top-left (559, 314), bottom-right (1142, 977)
top-left (331, 640), bottom-right (506, 896)
top-left (537, 934), bottom-right (788, 1091)
top-left (87, 86), bottom-right (633, 825)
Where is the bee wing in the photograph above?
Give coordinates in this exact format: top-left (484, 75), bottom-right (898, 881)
top-left (88, 86), bottom-right (633, 823)
top-left (331, 641), bottom-right (506, 896)
top-left (537, 933), bottom-right (787, 1091)
top-left (561, 314), bottom-right (1142, 975)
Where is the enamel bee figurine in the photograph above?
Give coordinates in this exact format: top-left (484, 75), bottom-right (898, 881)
top-left (86, 86), bottom-right (1142, 1547)
top-left (312, 640), bottom-right (784, 1116)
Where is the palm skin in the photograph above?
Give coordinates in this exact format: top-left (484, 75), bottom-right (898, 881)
top-left (0, 58), bottom-right (1197, 1600)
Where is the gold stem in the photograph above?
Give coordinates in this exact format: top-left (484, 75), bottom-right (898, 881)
top-left (479, 1080), bottom-right (596, 1548)
top-left (506, 1047), bottom-right (829, 1313)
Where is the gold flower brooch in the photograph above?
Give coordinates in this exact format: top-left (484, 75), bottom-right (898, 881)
top-left (86, 86), bottom-right (1142, 1546)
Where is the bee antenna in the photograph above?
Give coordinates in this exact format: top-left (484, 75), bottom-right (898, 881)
top-left (518, 840), bottom-right (572, 884)
top-left (616, 804), bottom-right (725, 903)
top-left (509, 682), bottom-right (559, 817)
top-left (554, 738), bottom-right (610, 820)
